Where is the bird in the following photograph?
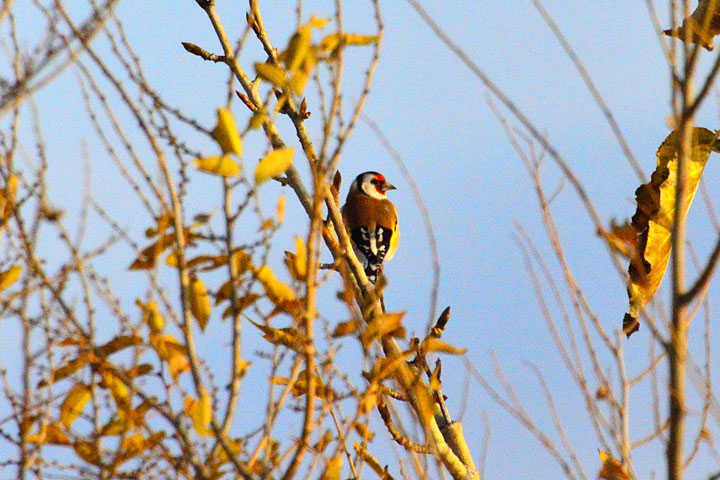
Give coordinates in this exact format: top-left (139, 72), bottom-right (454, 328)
top-left (341, 171), bottom-right (399, 285)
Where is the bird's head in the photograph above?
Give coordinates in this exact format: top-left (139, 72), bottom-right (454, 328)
top-left (350, 171), bottom-right (396, 200)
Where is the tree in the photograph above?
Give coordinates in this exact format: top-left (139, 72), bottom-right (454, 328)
top-left (2, 1), bottom-right (720, 479)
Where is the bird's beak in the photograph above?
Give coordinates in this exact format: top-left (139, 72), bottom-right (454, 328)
top-left (382, 182), bottom-right (397, 192)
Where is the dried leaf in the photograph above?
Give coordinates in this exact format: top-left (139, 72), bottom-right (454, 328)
top-left (624, 127), bottom-right (718, 336)
top-left (331, 319), bottom-right (362, 338)
top-left (255, 148), bottom-right (294, 185)
top-left (129, 232), bottom-right (185, 270)
top-left (361, 312), bottom-right (406, 348)
top-left (249, 320), bottom-right (307, 352)
top-left (189, 275), bottom-right (211, 331)
top-left (97, 335), bottom-right (142, 357)
top-left (598, 450), bottom-right (633, 480)
top-left (39, 355), bottom-right (91, 387)
top-left (420, 337), bottom-right (467, 355)
top-left (598, 220), bottom-right (637, 258)
top-left (213, 107), bottom-right (243, 156)
top-left (0, 265), bottom-right (21, 292)
top-left (194, 155), bottom-right (241, 177)
top-left (60, 384), bottom-right (92, 427)
top-left (366, 351), bottom-right (413, 383)
top-left (221, 293), bottom-right (260, 319)
top-left (664, 0), bottom-right (720, 50)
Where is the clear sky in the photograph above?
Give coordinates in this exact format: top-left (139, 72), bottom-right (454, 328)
top-left (4, 0), bottom-right (720, 478)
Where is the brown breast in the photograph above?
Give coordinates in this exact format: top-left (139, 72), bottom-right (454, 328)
top-left (341, 194), bottom-right (397, 231)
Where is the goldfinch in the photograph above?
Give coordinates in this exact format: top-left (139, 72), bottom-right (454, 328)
top-left (341, 171), bottom-right (399, 284)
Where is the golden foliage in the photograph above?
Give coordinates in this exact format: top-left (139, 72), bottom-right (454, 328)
top-left (193, 155), bottom-right (241, 177)
top-left (284, 237), bottom-right (307, 281)
top-left (189, 275), bottom-right (211, 331)
top-left (213, 107), bottom-right (243, 156)
top-left (0, 265), bottom-right (21, 292)
top-left (624, 127), bottom-right (719, 336)
top-left (598, 450), bottom-right (633, 480)
top-left (60, 384), bottom-right (92, 427)
top-left (255, 148), bottom-right (295, 185)
top-left (185, 388), bottom-right (213, 436)
top-left (361, 312), bottom-right (406, 349)
top-left (420, 337), bottom-right (467, 355)
top-left (149, 333), bottom-right (190, 380)
top-left (137, 299), bottom-right (165, 332)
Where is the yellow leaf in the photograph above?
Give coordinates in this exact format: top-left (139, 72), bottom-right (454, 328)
top-left (39, 356), bottom-right (90, 387)
top-left (248, 109), bottom-right (267, 130)
top-left (366, 351), bottom-right (413, 383)
top-left (284, 26), bottom-right (311, 72)
top-left (255, 265), bottom-right (295, 304)
top-left (194, 155), bottom-right (240, 177)
top-left (0, 174), bottom-right (17, 228)
top-left (308, 15), bottom-right (330, 29)
top-left (420, 337), bottom-right (467, 355)
top-left (74, 440), bottom-right (101, 465)
top-left (26, 423), bottom-right (71, 445)
top-left (255, 148), bottom-right (294, 185)
top-left (212, 107), bottom-right (243, 156)
top-left (361, 312), bottom-right (406, 348)
top-left (284, 237), bottom-right (307, 281)
top-left (354, 423), bottom-right (375, 441)
top-left (320, 454), bottom-right (343, 480)
top-left (276, 195), bottom-right (286, 224)
top-left (99, 370), bottom-right (130, 412)
top-left (598, 450), bottom-right (633, 480)
top-left (60, 384), bottom-right (92, 427)
top-left (288, 55), bottom-right (316, 94)
top-left (231, 249), bottom-right (253, 275)
top-left (136, 299), bottom-right (165, 333)
top-left (320, 33), bottom-right (379, 53)
top-left (0, 265), bottom-right (21, 292)
top-left (664, 0), bottom-right (720, 51)
top-left (118, 433), bottom-right (145, 461)
top-left (624, 127), bottom-right (718, 337)
top-left (185, 388), bottom-right (213, 436)
top-left (255, 62), bottom-right (287, 87)
top-left (150, 333), bottom-right (189, 380)
top-left (189, 275), bottom-right (211, 331)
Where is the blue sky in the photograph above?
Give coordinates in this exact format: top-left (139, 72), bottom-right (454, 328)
top-left (4, 0), bottom-right (720, 478)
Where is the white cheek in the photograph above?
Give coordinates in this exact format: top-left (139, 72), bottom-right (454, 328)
top-left (363, 184), bottom-right (386, 200)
